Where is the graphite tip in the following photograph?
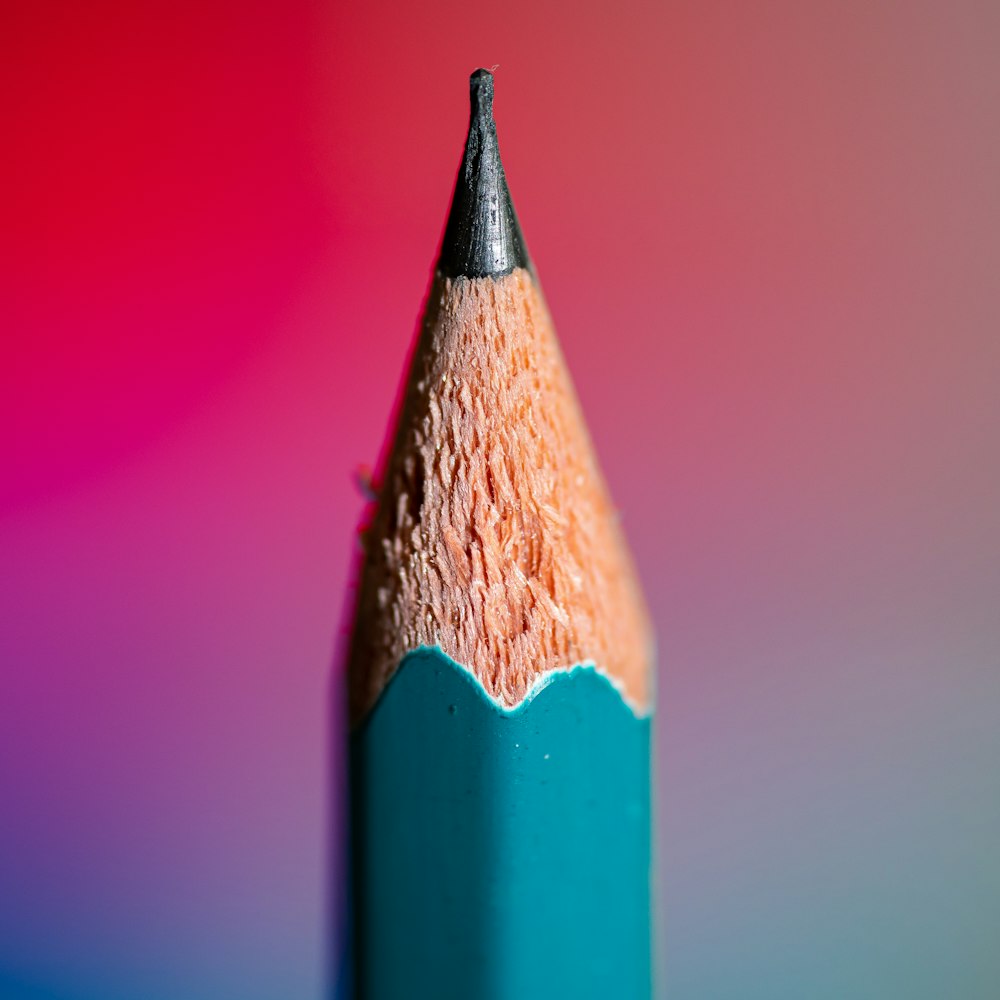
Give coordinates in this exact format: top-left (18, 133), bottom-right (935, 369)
top-left (437, 69), bottom-right (530, 279)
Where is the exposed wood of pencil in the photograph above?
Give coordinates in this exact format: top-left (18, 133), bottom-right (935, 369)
top-left (348, 266), bottom-right (653, 722)
top-left (348, 68), bottom-right (651, 722)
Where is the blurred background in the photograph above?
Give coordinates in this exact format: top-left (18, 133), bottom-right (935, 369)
top-left (2, 1), bottom-right (999, 997)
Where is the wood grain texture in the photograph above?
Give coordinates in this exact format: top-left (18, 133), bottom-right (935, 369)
top-left (348, 268), bottom-right (652, 722)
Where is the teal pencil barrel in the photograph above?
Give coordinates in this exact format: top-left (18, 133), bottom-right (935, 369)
top-left (350, 647), bottom-right (653, 1000)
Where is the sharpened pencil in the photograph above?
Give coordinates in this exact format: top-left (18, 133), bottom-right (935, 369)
top-left (347, 68), bottom-right (655, 1000)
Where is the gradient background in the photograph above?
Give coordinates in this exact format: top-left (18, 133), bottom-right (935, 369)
top-left (2, 1), bottom-right (999, 997)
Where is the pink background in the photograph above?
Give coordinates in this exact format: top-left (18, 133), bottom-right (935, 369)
top-left (2, 1), bottom-right (999, 997)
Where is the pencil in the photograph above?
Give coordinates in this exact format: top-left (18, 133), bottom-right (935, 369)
top-left (347, 69), bottom-right (655, 1000)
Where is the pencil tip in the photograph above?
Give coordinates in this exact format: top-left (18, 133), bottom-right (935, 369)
top-left (438, 69), bottom-right (530, 279)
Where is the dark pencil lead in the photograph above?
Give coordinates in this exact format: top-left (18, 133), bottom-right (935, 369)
top-left (437, 69), bottom-right (531, 279)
